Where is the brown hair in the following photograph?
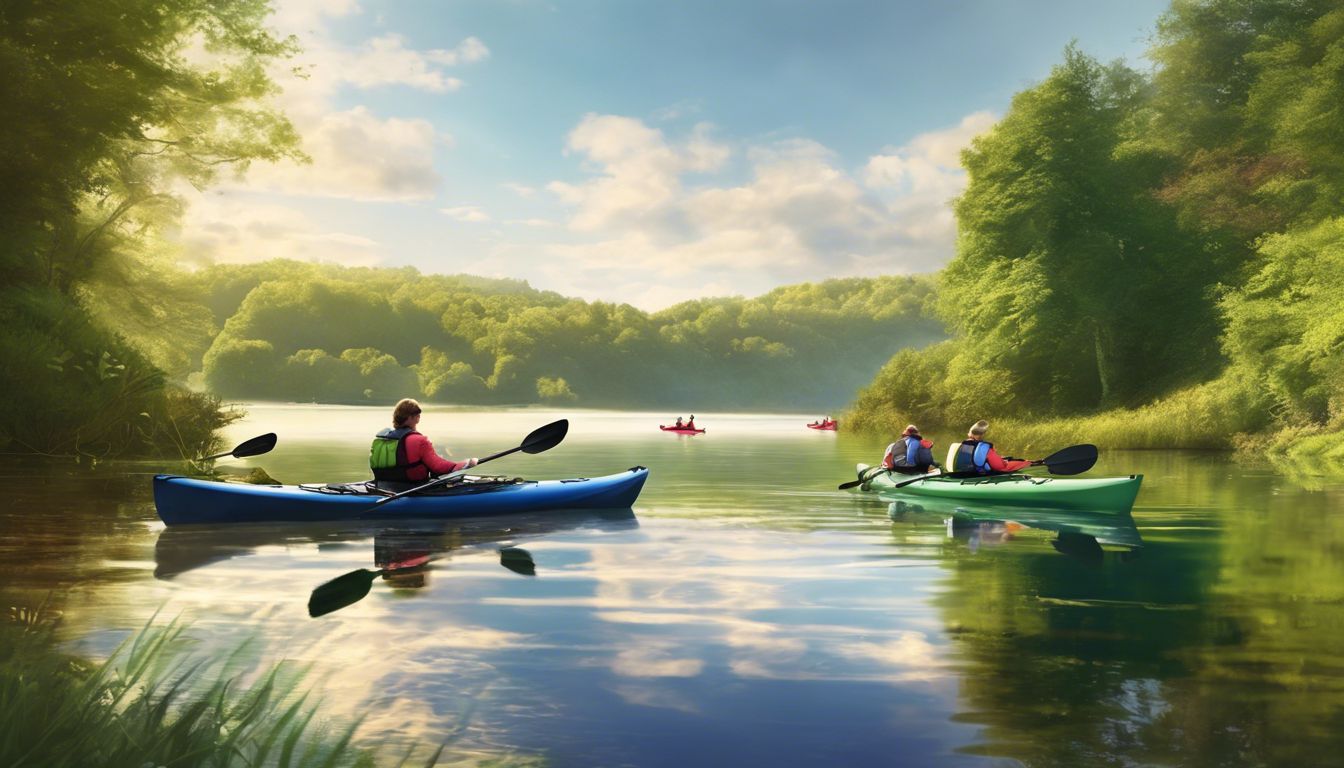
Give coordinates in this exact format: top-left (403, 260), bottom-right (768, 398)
top-left (393, 398), bottom-right (422, 427)
top-left (968, 419), bottom-right (989, 438)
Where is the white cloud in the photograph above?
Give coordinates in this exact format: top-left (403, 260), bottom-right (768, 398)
top-left (502, 182), bottom-right (537, 198)
top-left (553, 114), bottom-right (729, 233)
top-left (442, 205), bottom-right (491, 222)
top-left (863, 113), bottom-right (995, 198)
top-left (174, 0), bottom-right (491, 258)
top-left (173, 189), bottom-right (385, 267)
top-left (207, 1), bottom-right (488, 202)
top-left (526, 112), bottom-right (997, 309)
top-left (241, 107), bottom-right (442, 201)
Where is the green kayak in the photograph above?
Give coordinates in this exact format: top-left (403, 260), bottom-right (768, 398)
top-left (852, 464), bottom-right (1143, 511)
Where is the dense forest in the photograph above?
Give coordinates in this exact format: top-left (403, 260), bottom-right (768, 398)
top-left (848, 0), bottom-right (1344, 467)
top-left (186, 263), bottom-right (941, 409)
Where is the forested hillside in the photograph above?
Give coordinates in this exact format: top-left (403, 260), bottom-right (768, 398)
top-left (179, 262), bottom-right (942, 409)
top-left (848, 0), bottom-right (1344, 467)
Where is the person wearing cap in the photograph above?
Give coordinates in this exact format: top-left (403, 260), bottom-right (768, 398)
top-left (882, 424), bottom-right (939, 474)
top-left (369, 398), bottom-right (479, 488)
top-left (947, 420), bottom-right (1036, 475)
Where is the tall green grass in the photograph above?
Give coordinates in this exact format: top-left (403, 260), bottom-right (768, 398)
top-left (844, 372), bottom-right (1278, 453)
top-left (0, 602), bottom-right (443, 768)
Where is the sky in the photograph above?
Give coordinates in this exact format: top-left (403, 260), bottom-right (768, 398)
top-left (176, 0), bottom-right (1173, 310)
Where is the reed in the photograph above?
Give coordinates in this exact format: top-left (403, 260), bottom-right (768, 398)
top-left (0, 602), bottom-right (442, 768)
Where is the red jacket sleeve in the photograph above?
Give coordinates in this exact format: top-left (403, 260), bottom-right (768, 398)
top-left (405, 433), bottom-right (468, 475)
top-left (986, 447), bottom-right (1030, 473)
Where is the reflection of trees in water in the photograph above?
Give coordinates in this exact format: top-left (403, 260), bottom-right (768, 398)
top-left (932, 470), bottom-right (1344, 765)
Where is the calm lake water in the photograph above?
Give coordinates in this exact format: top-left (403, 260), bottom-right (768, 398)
top-left (3, 404), bottom-right (1343, 766)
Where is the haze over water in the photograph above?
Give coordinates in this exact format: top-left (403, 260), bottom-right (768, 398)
top-left (2, 404), bottom-right (1341, 766)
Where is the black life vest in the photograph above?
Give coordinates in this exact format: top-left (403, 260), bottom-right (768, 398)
top-left (952, 439), bottom-right (993, 474)
top-left (369, 427), bottom-right (425, 482)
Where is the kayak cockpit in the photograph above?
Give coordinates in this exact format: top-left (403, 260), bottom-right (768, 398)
top-left (299, 475), bottom-right (533, 497)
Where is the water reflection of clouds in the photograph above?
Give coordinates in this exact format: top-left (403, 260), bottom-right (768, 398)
top-left (563, 524), bottom-right (954, 686)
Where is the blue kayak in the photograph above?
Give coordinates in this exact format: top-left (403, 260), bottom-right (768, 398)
top-left (153, 467), bottom-right (649, 526)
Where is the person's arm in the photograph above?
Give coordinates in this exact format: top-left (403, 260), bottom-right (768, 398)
top-left (406, 433), bottom-right (477, 475)
top-left (985, 447), bottom-right (1030, 472)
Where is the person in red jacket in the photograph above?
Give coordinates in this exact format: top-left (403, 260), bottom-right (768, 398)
top-left (947, 420), bottom-right (1037, 475)
top-left (370, 398), bottom-right (479, 486)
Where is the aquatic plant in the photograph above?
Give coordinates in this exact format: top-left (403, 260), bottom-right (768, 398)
top-left (0, 602), bottom-right (443, 768)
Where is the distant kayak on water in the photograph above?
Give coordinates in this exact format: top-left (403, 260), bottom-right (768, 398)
top-left (660, 425), bottom-right (706, 434)
top-left (807, 420), bottom-right (837, 431)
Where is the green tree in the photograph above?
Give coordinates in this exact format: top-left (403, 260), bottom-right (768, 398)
top-left (0, 0), bottom-right (301, 455)
top-left (1222, 217), bottom-right (1344, 426)
top-left (944, 46), bottom-right (1216, 414)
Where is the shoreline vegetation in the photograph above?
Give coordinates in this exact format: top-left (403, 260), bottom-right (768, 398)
top-left (843, 2), bottom-right (1344, 476)
top-left (0, 602), bottom-right (439, 768)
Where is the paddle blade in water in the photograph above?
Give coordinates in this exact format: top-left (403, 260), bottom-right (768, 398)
top-left (499, 547), bottom-right (536, 576)
top-left (308, 569), bottom-right (378, 618)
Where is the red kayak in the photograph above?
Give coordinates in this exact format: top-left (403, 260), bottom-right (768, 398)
top-left (660, 425), bottom-right (706, 434)
top-left (807, 421), bottom-right (837, 431)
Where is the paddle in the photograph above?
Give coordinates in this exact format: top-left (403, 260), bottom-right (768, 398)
top-left (363, 419), bottom-right (569, 512)
top-left (1028, 443), bottom-right (1098, 476)
top-left (195, 433), bottom-right (277, 462)
top-left (307, 554), bottom-right (432, 618)
top-left (883, 443), bottom-right (1100, 491)
top-left (838, 465), bottom-right (896, 491)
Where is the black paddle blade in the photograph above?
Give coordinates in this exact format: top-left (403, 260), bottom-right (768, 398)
top-left (193, 432), bottom-right (277, 462)
top-left (308, 569), bottom-right (378, 618)
top-left (499, 547), bottom-right (536, 576)
top-left (520, 420), bottom-right (568, 455)
top-left (1041, 444), bottom-right (1098, 476)
top-left (231, 433), bottom-right (278, 459)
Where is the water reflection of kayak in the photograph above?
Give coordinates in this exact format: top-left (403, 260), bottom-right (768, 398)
top-left (853, 463), bottom-right (1142, 511)
top-left (153, 507), bottom-right (639, 580)
top-left (888, 497), bottom-right (1144, 552)
top-left (153, 467), bottom-right (648, 526)
top-left (659, 425), bottom-right (705, 434)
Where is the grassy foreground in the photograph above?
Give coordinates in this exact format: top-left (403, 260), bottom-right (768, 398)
top-left (0, 602), bottom-right (440, 768)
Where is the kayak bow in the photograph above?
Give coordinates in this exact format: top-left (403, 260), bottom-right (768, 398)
top-left (154, 467), bottom-right (649, 526)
